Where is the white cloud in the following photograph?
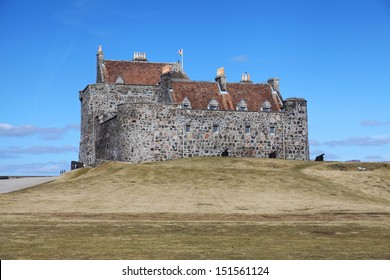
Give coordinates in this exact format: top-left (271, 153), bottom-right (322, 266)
top-left (309, 139), bottom-right (321, 146)
top-left (231, 55), bottom-right (248, 63)
top-left (0, 123), bottom-right (79, 140)
top-left (360, 120), bottom-right (390, 126)
top-left (0, 161), bottom-right (69, 176)
top-left (323, 136), bottom-right (390, 147)
top-left (0, 145), bottom-right (78, 158)
top-left (364, 155), bottom-right (386, 161)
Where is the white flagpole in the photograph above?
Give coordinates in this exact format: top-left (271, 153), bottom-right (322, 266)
top-left (178, 49), bottom-right (184, 69)
top-left (181, 49), bottom-right (184, 70)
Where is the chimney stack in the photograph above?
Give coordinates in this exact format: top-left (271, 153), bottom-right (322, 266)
top-left (267, 77), bottom-right (280, 91)
top-left (133, 52), bottom-right (147, 61)
top-left (240, 72), bottom-right (253, 84)
top-left (215, 67), bottom-right (227, 92)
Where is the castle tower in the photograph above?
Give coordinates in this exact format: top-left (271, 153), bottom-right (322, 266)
top-left (282, 98), bottom-right (309, 160)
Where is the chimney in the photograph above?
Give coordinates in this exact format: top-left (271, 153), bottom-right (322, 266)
top-left (96, 45), bottom-right (105, 83)
top-left (133, 52), bottom-right (147, 61)
top-left (267, 77), bottom-right (280, 92)
top-left (215, 67), bottom-right (227, 92)
top-left (240, 72), bottom-right (253, 84)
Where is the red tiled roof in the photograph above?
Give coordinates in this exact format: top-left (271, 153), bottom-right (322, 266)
top-left (103, 60), bottom-right (171, 85)
top-left (171, 81), bottom-right (281, 111)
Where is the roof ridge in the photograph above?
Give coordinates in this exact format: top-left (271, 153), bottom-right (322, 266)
top-left (104, 59), bottom-right (176, 65)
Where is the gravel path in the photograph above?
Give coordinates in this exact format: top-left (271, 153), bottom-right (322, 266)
top-left (0, 177), bottom-right (56, 194)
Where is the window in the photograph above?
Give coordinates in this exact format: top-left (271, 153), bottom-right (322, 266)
top-left (208, 99), bottom-right (219, 110)
top-left (181, 97), bottom-right (192, 109)
top-left (245, 125), bottom-right (251, 134)
top-left (261, 100), bottom-right (271, 112)
top-left (269, 126), bottom-right (276, 135)
top-left (185, 124), bottom-right (191, 133)
top-left (115, 76), bottom-right (124, 84)
top-left (237, 99), bottom-right (248, 111)
top-left (212, 124), bottom-right (219, 133)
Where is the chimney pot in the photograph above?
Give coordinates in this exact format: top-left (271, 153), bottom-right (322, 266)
top-left (133, 52), bottom-right (147, 61)
top-left (240, 72), bottom-right (253, 84)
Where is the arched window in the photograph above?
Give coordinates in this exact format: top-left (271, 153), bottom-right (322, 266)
top-left (181, 97), bottom-right (192, 109)
top-left (261, 100), bottom-right (271, 112)
top-left (208, 99), bottom-right (219, 110)
top-left (237, 99), bottom-right (248, 111)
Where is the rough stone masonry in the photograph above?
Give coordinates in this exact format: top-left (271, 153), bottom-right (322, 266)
top-left (78, 46), bottom-right (309, 165)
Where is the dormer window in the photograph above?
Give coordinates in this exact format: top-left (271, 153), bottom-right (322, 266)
top-left (237, 99), bottom-right (248, 111)
top-left (115, 76), bottom-right (124, 84)
top-left (261, 100), bottom-right (271, 112)
top-left (208, 99), bottom-right (219, 110)
top-left (181, 97), bottom-right (192, 109)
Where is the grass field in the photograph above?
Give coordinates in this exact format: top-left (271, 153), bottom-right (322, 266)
top-left (1, 157), bottom-right (389, 259)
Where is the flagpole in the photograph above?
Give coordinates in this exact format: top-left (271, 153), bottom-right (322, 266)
top-left (178, 49), bottom-right (184, 70)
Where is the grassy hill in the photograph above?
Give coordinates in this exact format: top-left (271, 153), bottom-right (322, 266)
top-left (1, 157), bottom-right (390, 259)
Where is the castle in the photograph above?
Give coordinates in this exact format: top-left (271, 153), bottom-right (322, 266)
top-left (78, 46), bottom-right (309, 165)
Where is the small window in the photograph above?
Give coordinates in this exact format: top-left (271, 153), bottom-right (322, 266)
top-left (208, 99), bottom-right (219, 110)
top-left (115, 76), bottom-right (124, 84)
top-left (270, 126), bottom-right (276, 135)
top-left (261, 100), bottom-right (272, 112)
top-left (237, 99), bottom-right (248, 111)
top-left (212, 124), bottom-right (219, 133)
top-left (185, 124), bottom-right (191, 133)
top-left (181, 97), bottom-right (192, 109)
top-left (245, 125), bottom-right (251, 134)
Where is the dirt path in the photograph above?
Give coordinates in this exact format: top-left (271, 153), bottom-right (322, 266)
top-left (0, 177), bottom-right (56, 194)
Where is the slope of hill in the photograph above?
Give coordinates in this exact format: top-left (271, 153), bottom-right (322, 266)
top-left (1, 157), bottom-right (389, 259)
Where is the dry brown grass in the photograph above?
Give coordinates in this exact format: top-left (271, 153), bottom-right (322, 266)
top-left (1, 157), bottom-right (390, 259)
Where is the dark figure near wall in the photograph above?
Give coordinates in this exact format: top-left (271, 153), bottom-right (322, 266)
top-left (221, 148), bottom-right (229, 157)
top-left (269, 151), bottom-right (277, 158)
top-left (315, 153), bottom-right (325, 161)
top-left (71, 161), bottom-right (85, 170)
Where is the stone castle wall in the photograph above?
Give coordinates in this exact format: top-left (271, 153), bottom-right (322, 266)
top-left (79, 83), bottom-right (159, 165)
top-left (93, 99), bottom-right (309, 164)
top-left (283, 98), bottom-right (310, 160)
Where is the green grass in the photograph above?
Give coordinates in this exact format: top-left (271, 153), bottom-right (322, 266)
top-left (1, 157), bottom-right (390, 259)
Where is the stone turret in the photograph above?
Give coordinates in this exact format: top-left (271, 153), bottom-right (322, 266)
top-left (96, 45), bottom-right (105, 83)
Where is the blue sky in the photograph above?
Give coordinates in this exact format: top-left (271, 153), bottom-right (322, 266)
top-left (0, 0), bottom-right (389, 175)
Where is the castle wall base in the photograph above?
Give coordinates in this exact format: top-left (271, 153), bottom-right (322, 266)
top-left (94, 101), bottom-right (309, 164)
